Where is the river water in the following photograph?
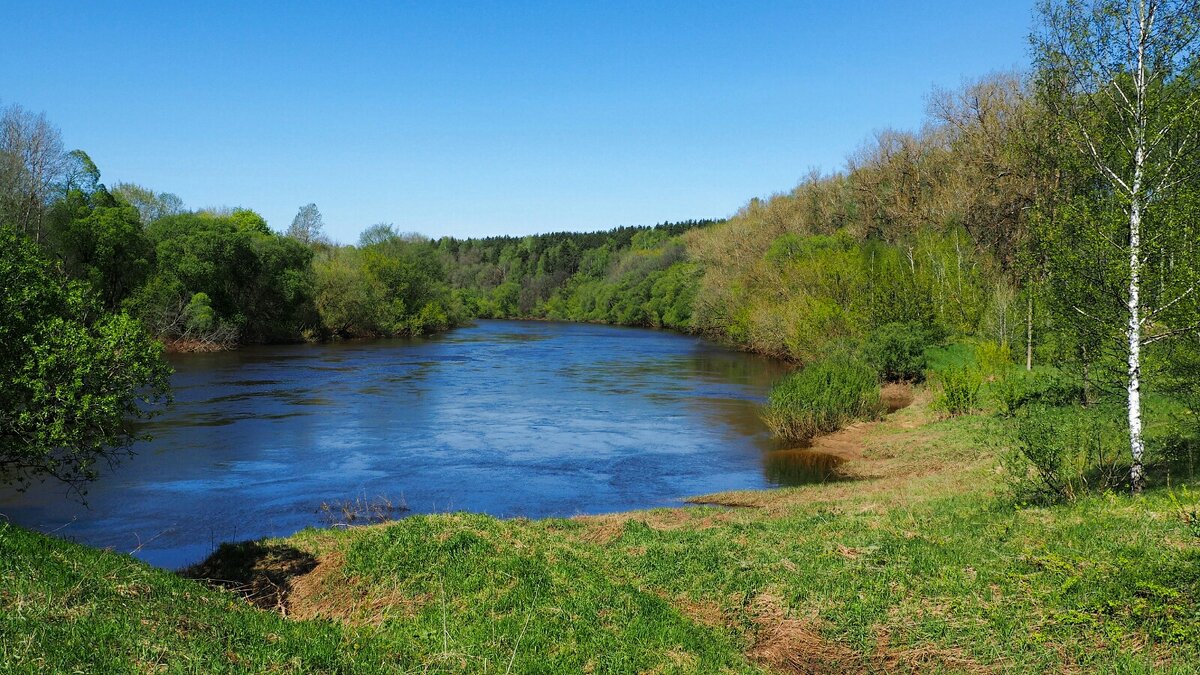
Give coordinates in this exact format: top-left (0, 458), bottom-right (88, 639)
top-left (1, 320), bottom-right (809, 569)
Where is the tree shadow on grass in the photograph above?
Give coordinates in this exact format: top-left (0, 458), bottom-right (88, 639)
top-left (1149, 433), bottom-right (1199, 488)
top-left (182, 541), bottom-right (317, 615)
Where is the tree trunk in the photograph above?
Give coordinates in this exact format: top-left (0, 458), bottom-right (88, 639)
top-left (1127, 195), bottom-right (1145, 495)
top-left (1127, 2), bottom-right (1148, 496)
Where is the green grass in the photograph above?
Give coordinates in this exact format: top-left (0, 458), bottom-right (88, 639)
top-left (925, 341), bottom-right (979, 373)
top-left (0, 521), bottom-right (382, 673)
top-left (2, 402), bottom-right (1199, 673)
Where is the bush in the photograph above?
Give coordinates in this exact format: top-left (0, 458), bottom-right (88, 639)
top-left (1003, 404), bottom-right (1125, 502)
top-left (763, 353), bottom-right (882, 443)
top-left (931, 365), bottom-right (982, 415)
top-left (993, 370), bottom-right (1085, 417)
top-left (975, 341), bottom-right (1013, 377)
top-left (406, 302), bottom-right (451, 336)
top-left (1168, 487), bottom-right (1200, 539)
top-left (861, 321), bottom-right (931, 382)
top-left (1157, 431), bottom-right (1198, 481)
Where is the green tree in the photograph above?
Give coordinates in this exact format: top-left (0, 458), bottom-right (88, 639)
top-left (0, 225), bottom-right (170, 493)
top-left (1033, 0), bottom-right (1200, 492)
top-left (46, 177), bottom-right (152, 310)
top-left (112, 181), bottom-right (184, 225)
top-left (133, 210), bottom-right (315, 345)
top-left (313, 247), bottom-right (382, 337)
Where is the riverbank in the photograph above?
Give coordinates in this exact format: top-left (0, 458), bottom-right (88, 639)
top-left (3, 393), bottom-right (1197, 673)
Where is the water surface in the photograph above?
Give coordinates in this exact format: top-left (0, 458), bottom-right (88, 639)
top-left (1, 320), bottom-right (799, 568)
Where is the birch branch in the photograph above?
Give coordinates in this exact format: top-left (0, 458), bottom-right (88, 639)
top-left (1142, 283), bottom-right (1199, 325)
top-left (1142, 321), bottom-right (1200, 345)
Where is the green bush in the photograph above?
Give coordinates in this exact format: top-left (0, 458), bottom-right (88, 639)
top-left (407, 302), bottom-right (451, 336)
top-left (1168, 487), bottom-right (1200, 539)
top-left (994, 370), bottom-right (1085, 417)
top-left (1157, 431), bottom-right (1198, 481)
top-left (1003, 404), bottom-right (1125, 502)
top-left (932, 365), bottom-right (982, 415)
top-left (975, 341), bottom-right (1013, 377)
top-left (1, 225), bottom-right (171, 491)
top-left (762, 353), bottom-right (882, 443)
top-left (861, 321), bottom-right (931, 382)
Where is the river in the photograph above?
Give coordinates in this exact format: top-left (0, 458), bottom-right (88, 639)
top-left (0, 320), bottom-right (815, 569)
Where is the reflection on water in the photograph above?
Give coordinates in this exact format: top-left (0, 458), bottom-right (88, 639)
top-left (0, 320), bottom-right (804, 569)
top-left (762, 450), bottom-right (846, 486)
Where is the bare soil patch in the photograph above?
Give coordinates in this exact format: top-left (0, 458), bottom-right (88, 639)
top-left (880, 383), bottom-right (914, 413)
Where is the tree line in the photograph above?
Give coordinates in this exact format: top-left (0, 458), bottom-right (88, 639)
top-left (435, 220), bottom-right (714, 327)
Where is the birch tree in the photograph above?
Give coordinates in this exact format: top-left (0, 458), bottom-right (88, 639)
top-left (1033, 0), bottom-right (1200, 493)
top-left (287, 202), bottom-right (326, 245)
top-left (0, 103), bottom-right (67, 241)
top-left (112, 182), bottom-right (185, 225)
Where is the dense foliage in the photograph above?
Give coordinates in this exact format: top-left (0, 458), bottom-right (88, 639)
top-left (313, 226), bottom-right (460, 339)
top-left (0, 225), bottom-right (170, 491)
top-left (132, 210), bottom-right (317, 346)
top-left (861, 321), bottom-right (934, 383)
top-left (436, 221), bottom-right (714, 329)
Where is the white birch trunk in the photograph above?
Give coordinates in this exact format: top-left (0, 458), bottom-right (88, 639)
top-left (1127, 195), bottom-right (1145, 494)
top-left (1126, 0), bottom-right (1149, 494)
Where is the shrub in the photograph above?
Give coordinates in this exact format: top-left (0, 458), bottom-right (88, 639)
top-left (931, 365), bottom-right (982, 415)
top-left (1157, 431), bottom-right (1197, 481)
top-left (1002, 404), bottom-right (1125, 502)
top-left (861, 321), bottom-right (931, 382)
top-left (407, 302), bottom-right (450, 335)
top-left (762, 353), bottom-right (882, 443)
top-left (975, 341), bottom-right (1013, 378)
top-left (1168, 487), bottom-right (1200, 539)
top-left (994, 370), bottom-right (1085, 417)
top-left (1, 226), bottom-right (171, 492)
top-left (993, 376), bottom-right (1022, 416)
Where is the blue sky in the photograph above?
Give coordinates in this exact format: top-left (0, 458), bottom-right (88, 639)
top-left (2, 1), bottom-right (1036, 242)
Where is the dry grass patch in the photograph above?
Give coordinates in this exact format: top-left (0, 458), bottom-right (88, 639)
top-left (880, 382), bottom-right (915, 413)
top-left (873, 628), bottom-right (995, 674)
top-left (747, 593), bottom-right (862, 674)
top-left (745, 591), bottom-right (995, 674)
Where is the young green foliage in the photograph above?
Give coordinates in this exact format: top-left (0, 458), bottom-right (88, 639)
top-left (762, 352), bottom-right (883, 443)
top-left (0, 225), bottom-right (170, 493)
top-left (932, 365), bottom-right (983, 416)
top-left (861, 321), bottom-right (933, 382)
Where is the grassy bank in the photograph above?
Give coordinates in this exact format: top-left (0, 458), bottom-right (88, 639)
top-left (3, 395), bottom-right (1199, 673)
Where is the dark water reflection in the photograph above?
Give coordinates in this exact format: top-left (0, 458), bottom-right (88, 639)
top-left (1, 320), bottom-right (800, 569)
top-left (762, 450), bottom-right (846, 485)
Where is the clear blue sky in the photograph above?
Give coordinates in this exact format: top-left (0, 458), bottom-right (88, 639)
top-left (2, 1), bottom-right (1036, 242)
